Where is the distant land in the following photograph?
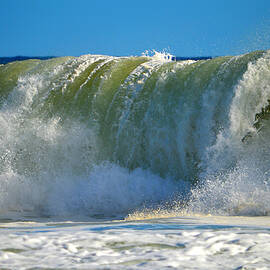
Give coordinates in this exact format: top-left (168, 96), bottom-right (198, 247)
top-left (0, 56), bottom-right (212, 65)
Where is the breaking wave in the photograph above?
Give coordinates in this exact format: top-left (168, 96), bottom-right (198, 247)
top-left (0, 50), bottom-right (270, 218)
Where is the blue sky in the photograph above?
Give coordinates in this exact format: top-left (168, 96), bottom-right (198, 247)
top-left (1, 0), bottom-right (270, 57)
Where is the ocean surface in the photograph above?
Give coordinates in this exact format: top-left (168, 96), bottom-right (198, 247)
top-left (1, 50), bottom-right (270, 269)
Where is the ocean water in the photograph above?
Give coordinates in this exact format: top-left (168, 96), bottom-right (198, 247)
top-left (1, 50), bottom-right (270, 269)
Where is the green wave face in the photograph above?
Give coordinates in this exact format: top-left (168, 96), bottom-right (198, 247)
top-left (0, 51), bottom-right (269, 185)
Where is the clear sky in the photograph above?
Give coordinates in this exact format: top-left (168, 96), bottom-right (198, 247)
top-left (1, 0), bottom-right (270, 57)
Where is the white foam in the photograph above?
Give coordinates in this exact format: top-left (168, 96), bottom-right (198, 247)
top-left (0, 162), bottom-right (185, 218)
top-left (0, 216), bottom-right (270, 269)
top-left (142, 49), bottom-right (174, 63)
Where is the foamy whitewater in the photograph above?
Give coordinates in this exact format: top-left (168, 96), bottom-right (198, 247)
top-left (1, 50), bottom-right (270, 269)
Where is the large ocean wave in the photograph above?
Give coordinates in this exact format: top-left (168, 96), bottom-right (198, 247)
top-left (1, 50), bottom-right (270, 218)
